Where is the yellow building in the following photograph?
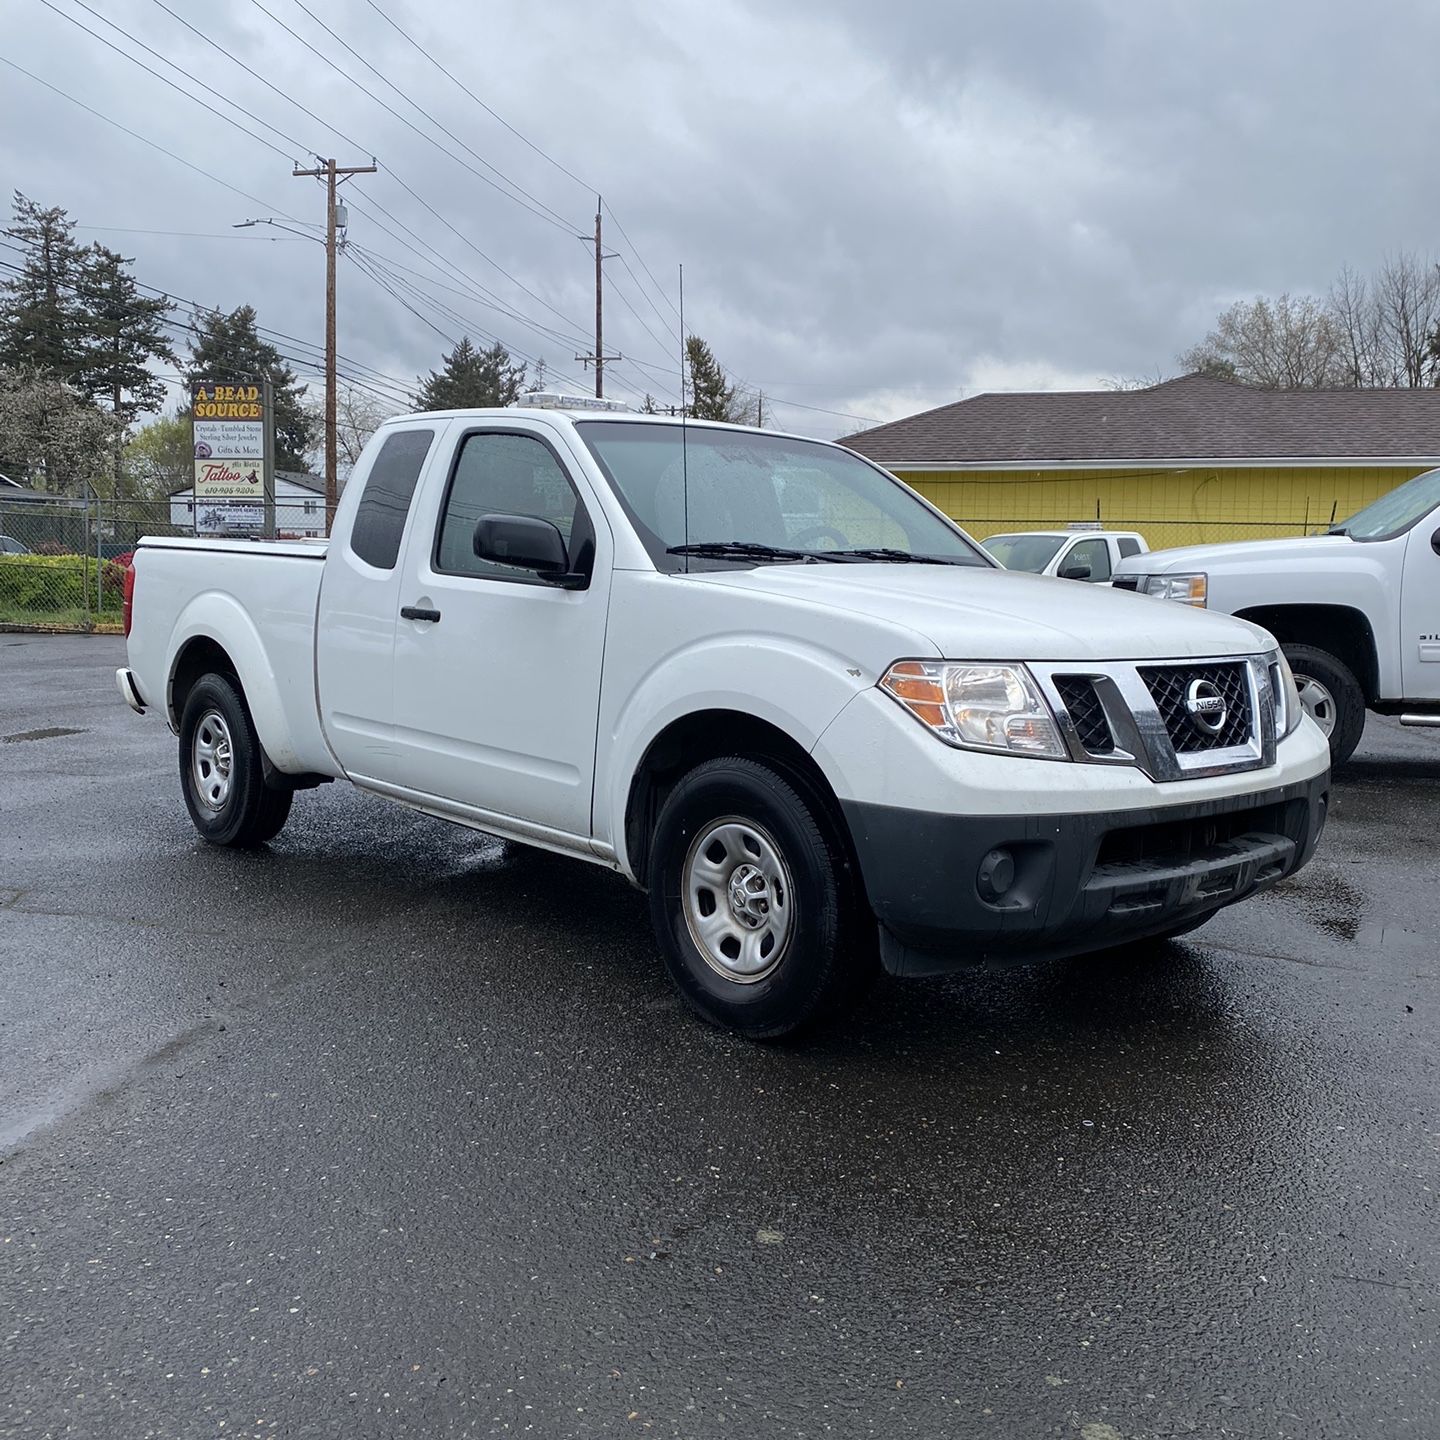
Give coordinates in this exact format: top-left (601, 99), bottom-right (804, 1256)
top-left (841, 374), bottom-right (1440, 550)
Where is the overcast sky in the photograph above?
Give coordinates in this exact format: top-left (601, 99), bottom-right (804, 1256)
top-left (3, 0), bottom-right (1438, 439)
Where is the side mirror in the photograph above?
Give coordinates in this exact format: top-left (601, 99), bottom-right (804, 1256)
top-left (1058, 559), bottom-right (1093, 581)
top-left (1430, 526), bottom-right (1440, 557)
top-left (473, 514), bottom-right (585, 587)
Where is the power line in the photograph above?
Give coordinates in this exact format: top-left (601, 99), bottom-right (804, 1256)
top-left (602, 201), bottom-right (684, 327)
top-left (0, 56), bottom-right (301, 222)
top-left (248, 0), bottom-right (577, 237)
top-left (40, 0), bottom-right (308, 163)
top-left (354, 0), bottom-right (683, 334)
top-left (362, 0), bottom-right (592, 194)
top-left (0, 240), bottom-right (415, 400)
top-left (0, 254), bottom-right (409, 408)
top-left (341, 186), bottom-right (592, 350)
top-left (349, 248), bottom-right (643, 402)
top-left (75, 226), bottom-right (316, 241)
top-left (287, 0), bottom-right (581, 236)
top-left (146, 0), bottom-right (373, 157)
top-left (347, 240), bottom-right (595, 355)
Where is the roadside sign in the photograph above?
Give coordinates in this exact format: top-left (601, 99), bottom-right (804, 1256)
top-left (190, 381), bottom-right (275, 534)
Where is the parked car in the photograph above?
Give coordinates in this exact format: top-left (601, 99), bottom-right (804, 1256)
top-left (119, 405), bottom-right (1329, 1037)
top-left (0, 533), bottom-right (31, 554)
top-left (983, 528), bottom-right (1148, 583)
top-left (1114, 467), bottom-right (1440, 765)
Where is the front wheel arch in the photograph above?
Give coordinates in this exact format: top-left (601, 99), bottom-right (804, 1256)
top-left (623, 708), bottom-right (860, 892)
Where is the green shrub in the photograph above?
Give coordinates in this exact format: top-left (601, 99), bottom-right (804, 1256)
top-left (0, 553), bottom-right (125, 613)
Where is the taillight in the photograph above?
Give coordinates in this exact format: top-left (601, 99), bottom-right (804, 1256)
top-left (123, 562), bottom-right (137, 638)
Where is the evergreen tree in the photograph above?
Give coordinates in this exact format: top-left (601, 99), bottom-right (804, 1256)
top-left (187, 305), bottom-right (313, 468)
top-left (413, 336), bottom-right (527, 410)
top-left (76, 244), bottom-right (176, 427)
top-left (0, 193), bottom-right (87, 380)
top-left (684, 335), bottom-right (741, 421)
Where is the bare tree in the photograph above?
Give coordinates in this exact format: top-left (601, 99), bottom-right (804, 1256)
top-left (305, 382), bottom-right (400, 482)
top-left (1179, 293), bottom-right (1344, 388)
top-left (1327, 265), bottom-right (1384, 387)
top-left (1103, 370), bottom-right (1172, 391)
top-left (1371, 253), bottom-right (1440, 386)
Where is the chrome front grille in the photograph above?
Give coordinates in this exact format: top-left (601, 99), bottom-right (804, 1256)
top-left (1036, 655), bottom-right (1276, 781)
top-left (1140, 662), bottom-right (1253, 753)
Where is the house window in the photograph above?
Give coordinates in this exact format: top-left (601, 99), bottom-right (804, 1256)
top-left (304, 500), bottom-right (317, 515)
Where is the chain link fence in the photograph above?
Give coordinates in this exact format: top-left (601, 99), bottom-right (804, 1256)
top-left (0, 497), bottom-right (187, 632)
top-left (0, 494), bottom-right (332, 631)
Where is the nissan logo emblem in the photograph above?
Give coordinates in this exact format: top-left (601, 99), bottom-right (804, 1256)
top-left (1184, 677), bottom-right (1228, 736)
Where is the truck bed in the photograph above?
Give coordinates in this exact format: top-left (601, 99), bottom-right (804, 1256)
top-left (128, 534), bottom-right (334, 775)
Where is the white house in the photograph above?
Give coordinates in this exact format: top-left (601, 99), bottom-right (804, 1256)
top-left (169, 470), bottom-right (329, 537)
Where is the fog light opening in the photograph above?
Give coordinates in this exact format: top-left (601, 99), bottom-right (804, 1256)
top-left (976, 847), bottom-right (1016, 904)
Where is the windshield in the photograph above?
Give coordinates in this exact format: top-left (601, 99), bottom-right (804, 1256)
top-left (982, 533), bottom-right (1066, 572)
top-left (1335, 467), bottom-right (1440, 541)
top-left (575, 422), bottom-right (990, 571)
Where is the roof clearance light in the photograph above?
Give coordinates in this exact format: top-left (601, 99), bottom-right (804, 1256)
top-left (513, 391), bottom-right (631, 413)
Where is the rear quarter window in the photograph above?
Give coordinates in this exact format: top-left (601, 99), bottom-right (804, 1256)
top-left (349, 428), bottom-right (436, 570)
top-left (1117, 537), bottom-right (1142, 559)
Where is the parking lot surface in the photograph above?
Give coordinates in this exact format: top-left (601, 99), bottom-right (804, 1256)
top-left (2, 634), bottom-right (1436, 1438)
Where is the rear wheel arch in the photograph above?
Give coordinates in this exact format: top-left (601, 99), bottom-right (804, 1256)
top-left (1235, 603), bottom-right (1379, 703)
top-left (169, 635), bottom-right (241, 726)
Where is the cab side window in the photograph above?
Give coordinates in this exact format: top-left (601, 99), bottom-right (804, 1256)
top-left (1117, 537), bottom-right (1142, 559)
top-left (349, 428), bottom-right (436, 570)
top-left (1066, 538), bottom-right (1112, 581)
top-left (435, 431), bottom-right (591, 581)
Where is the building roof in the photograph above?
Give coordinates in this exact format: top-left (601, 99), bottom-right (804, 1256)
top-left (840, 373), bottom-right (1440, 468)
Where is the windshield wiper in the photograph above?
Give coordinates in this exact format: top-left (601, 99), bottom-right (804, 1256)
top-left (1327, 524), bottom-right (1350, 536)
top-left (667, 540), bottom-right (814, 563)
top-left (823, 547), bottom-right (968, 565)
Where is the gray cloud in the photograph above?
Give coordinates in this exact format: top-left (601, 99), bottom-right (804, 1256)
top-left (2, 0), bottom-right (1437, 440)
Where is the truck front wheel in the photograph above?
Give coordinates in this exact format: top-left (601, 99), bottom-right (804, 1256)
top-left (1282, 643), bottom-right (1365, 766)
top-left (647, 756), bottom-right (872, 1039)
top-left (178, 674), bottom-right (293, 847)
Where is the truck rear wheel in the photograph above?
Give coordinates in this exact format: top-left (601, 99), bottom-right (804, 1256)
top-left (1282, 643), bottom-right (1365, 766)
top-left (646, 756), bottom-right (872, 1039)
top-left (178, 674), bottom-right (293, 847)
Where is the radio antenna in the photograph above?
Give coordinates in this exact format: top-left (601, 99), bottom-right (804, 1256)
top-left (679, 262), bottom-right (689, 574)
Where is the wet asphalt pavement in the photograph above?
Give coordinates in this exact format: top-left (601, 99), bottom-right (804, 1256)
top-left (1, 634), bottom-right (1436, 1439)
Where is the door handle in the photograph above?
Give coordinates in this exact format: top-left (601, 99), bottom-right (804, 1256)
top-left (400, 605), bottom-right (442, 623)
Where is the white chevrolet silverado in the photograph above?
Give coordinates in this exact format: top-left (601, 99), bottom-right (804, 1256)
top-left (118, 406), bottom-right (1330, 1036)
top-left (1114, 467), bottom-right (1440, 765)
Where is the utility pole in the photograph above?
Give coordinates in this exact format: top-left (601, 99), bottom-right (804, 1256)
top-left (575, 196), bottom-right (620, 398)
top-left (293, 157), bottom-right (376, 532)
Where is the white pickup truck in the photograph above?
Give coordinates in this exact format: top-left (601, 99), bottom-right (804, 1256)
top-left (118, 406), bottom-right (1330, 1037)
top-left (1114, 467), bottom-right (1440, 765)
top-left (981, 528), bottom-right (1148, 584)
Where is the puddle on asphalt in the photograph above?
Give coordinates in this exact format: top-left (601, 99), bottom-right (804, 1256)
top-left (2, 726), bottom-right (86, 743)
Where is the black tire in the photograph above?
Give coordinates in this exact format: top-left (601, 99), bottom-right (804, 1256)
top-left (1282, 643), bottom-right (1365, 766)
top-left (178, 673), bottom-right (293, 847)
top-left (647, 756), bottom-right (873, 1039)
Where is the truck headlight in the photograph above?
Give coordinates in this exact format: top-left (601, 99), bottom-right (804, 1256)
top-left (1269, 649), bottom-right (1303, 738)
top-left (880, 661), bottom-right (1067, 758)
top-left (1142, 573), bottom-right (1208, 607)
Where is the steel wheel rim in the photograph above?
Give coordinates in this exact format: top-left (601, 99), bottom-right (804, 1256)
top-left (1294, 674), bottom-right (1337, 738)
top-left (192, 709), bottom-right (235, 811)
top-left (682, 816), bottom-right (795, 984)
